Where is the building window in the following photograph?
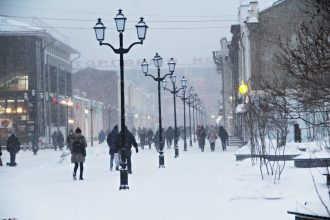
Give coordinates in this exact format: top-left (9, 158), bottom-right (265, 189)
top-left (0, 75), bottom-right (28, 91)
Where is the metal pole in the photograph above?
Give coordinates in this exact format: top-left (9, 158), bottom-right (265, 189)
top-left (188, 101), bottom-right (192, 147)
top-left (119, 33), bottom-right (128, 190)
top-left (90, 106), bottom-right (93, 146)
top-left (183, 90), bottom-right (187, 151)
top-left (66, 106), bottom-right (69, 139)
top-left (173, 82), bottom-right (179, 158)
top-left (192, 102), bottom-right (196, 143)
top-left (157, 67), bottom-right (165, 167)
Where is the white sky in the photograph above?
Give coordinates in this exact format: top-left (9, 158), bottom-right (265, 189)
top-left (0, 0), bottom-right (275, 67)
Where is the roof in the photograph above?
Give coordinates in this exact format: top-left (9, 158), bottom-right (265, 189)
top-left (0, 16), bottom-right (79, 54)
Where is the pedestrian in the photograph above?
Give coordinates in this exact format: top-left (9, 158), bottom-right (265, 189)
top-left (197, 126), bottom-right (207, 152)
top-left (218, 126), bottom-right (229, 151)
top-left (98, 130), bottom-right (106, 144)
top-left (52, 131), bottom-right (58, 151)
top-left (294, 123), bottom-right (302, 143)
top-left (207, 126), bottom-right (218, 152)
top-left (6, 131), bottom-right (20, 166)
top-left (165, 127), bottom-right (174, 149)
top-left (70, 127), bottom-right (87, 180)
top-left (66, 129), bottom-right (74, 150)
top-left (107, 125), bottom-right (119, 171)
top-left (139, 127), bottom-right (147, 150)
top-left (147, 128), bottom-right (154, 149)
top-left (116, 126), bottom-right (138, 174)
top-left (57, 131), bottom-right (64, 151)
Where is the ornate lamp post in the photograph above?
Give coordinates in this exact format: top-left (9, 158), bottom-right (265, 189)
top-left (162, 75), bottom-right (187, 158)
top-left (63, 96), bottom-right (73, 138)
top-left (85, 100), bottom-right (96, 147)
top-left (176, 77), bottom-right (188, 151)
top-left (141, 54), bottom-right (175, 167)
top-left (185, 87), bottom-right (194, 147)
top-left (94, 9), bottom-right (148, 190)
top-left (31, 89), bottom-right (44, 155)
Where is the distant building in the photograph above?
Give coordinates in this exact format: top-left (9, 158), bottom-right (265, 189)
top-left (0, 17), bottom-right (79, 145)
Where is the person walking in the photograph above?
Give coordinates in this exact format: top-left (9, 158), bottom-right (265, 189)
top-left (98, 130), bottom-right (106, 144)
top-left (294, 123), bottom-right (302, 143)
top-left (207, 126), bottom-right (218, 152)
top-left (218, 126), bottom-right (229, 151)
top-left (165, 127), bottom-right (174, 149)
top-left (107, 125), bottom-right (119, 171)
top-left (69, 127), bottom-right (87, 180)
top-left (6, 131), bottom-right (20, 166)
top-left (57, 131), bottom-right (64, 151)
top-left (147, 128), bottom-right (154, 149)
top-left (66, 129), bottom-right (74, 150)
top-left (116, 126), bottom-right (138, 174)
top-left (52, 131), bottom-right (58, 151)
top-left (0, 136), bottom-right (3, 166)
top-left (198, 126), bottom-right (207, 152)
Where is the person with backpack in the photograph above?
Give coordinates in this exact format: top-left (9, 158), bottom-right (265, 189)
top-left (70, 127), bottom-right (87, 180)
top-left (6, 131), bottom-right (20, 166)
top-left (116, 126), bottom-right (138, 174)
top-left (207, 126), bottom-right (218, 152)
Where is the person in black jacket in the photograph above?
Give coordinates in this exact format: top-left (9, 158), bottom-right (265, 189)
top-left (107, 125), bottom-right (119, 171)
top-left (116, 126), bottom-right (138, 174)
top-left (218, 126), bottom-right (229, 151)
top-left (57, 131), bottom-right (64, 151)
top-left (294, 123), bottom-right (302, 143)
top-left (6, 132), bottom-right (20, 166)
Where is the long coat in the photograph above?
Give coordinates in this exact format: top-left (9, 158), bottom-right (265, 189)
top-left (70, 134), bottom-right (87, 163)
top-left (7, 134), bottom-right (20, 153)
top-left (207, 128), bottom-right (218, 143)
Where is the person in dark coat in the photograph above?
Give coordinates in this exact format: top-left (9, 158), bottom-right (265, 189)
top-left (0, 136), bottom-right (3, 166)
top-left (57, 131), bottom-right (64, 151)
top-left (154, 129), bottom-right (165, 152)
top-left (107, 125), bottom-right (119, 171)
top-left (197, 126), bottom-right (207, 152)
top-left (165, 127), bottom-right (174, 149)
top-left (147, 128), bottom-right (154, 149)
top-left (66, 129), bottom-right (74, 150)
top-left (70, 127), bottom-right (87, 180)
top-left (52, 131), bottom-right (58, 151)
top-left (139, 127), bottom-right (147, 150)
top-left (6, 132), bottom-right (20, 166)
top-left (98, 130), bottom-right (106, 144)
top-left (218, 126), bottom-right (229, 151)
top-left (294, 123), bottom-right (302, 143)
top-left (116, 126), bottom-right (138, 174)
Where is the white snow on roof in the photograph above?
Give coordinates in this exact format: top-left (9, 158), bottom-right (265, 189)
top-left (0, 16), bottom-right (45, 33)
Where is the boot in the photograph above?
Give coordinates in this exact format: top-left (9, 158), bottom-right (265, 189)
top-left (73, 172), bottom-right (77, 180)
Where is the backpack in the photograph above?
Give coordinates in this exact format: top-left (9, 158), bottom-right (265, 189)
top-left (72, 137), bottom-right (84, 154)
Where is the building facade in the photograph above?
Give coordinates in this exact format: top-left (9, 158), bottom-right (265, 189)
top-left (0, 17), bottom-right (78, 145)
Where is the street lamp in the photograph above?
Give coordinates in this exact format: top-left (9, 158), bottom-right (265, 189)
top-left (176, 77), bottom-right (189, 151)
top-left (62, 96), bottom-right (73, 139)
top-left (185, 87), bottom-right (194, 147)
top-left (94, 10), bottom-right (147, 190)
top-left (85, 100), bottom-right (96, 147)
top-left (163, 74), bottom-right (186, 158)
top-left (31, 89), bottom-right (44, 155)
top-left (141, 54), bottom-right (174, 167)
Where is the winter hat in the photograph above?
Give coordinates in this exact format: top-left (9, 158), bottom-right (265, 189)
top-left (113, 125), bottom-right (118, 130)
top-left (75, 127), bottom-right (82, 134)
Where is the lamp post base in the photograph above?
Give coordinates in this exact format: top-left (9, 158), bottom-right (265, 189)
top-left (159, 151), bottom-right (165, 168)
top-left (119, 168), bottom-right (129, 190)
top-left (174, 148), bottom-right (179, 158)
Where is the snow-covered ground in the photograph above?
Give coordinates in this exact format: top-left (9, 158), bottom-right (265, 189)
top-left (0, 140), bottom-right (329, 220)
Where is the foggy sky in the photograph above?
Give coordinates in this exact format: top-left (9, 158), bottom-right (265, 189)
top-left (0, 0), bottom-right (274, 69)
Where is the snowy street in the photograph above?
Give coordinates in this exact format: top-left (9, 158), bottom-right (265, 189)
top-left (0, 141), bottom-right (326, 220)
